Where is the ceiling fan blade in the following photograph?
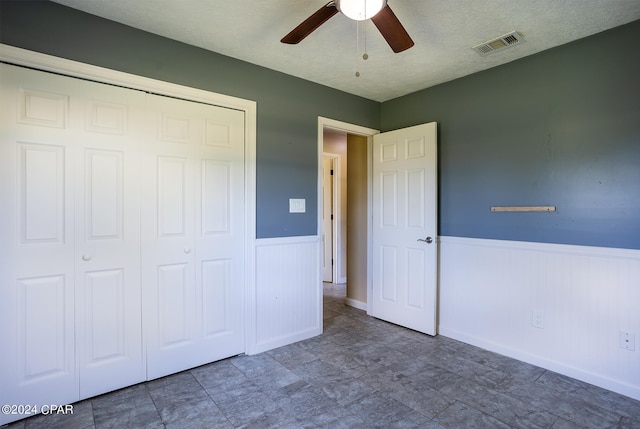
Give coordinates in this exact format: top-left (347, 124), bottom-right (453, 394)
top-left (370, 5), bottom-right (414, 53)
top-left (281, 2), bottom-right (339, 44)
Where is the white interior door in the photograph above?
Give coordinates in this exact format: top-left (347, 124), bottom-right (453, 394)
top-left (322, 156), bottom-right (334, 282)
top-left (371, 122), bottom-right (438, 335)
top-left (143, 94), bottom-right (245, 380)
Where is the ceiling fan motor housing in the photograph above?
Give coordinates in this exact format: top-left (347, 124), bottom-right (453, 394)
top-left (336, 0), bottom-right (388, 21)
top-left (281, 0), bottom-right (412, 53)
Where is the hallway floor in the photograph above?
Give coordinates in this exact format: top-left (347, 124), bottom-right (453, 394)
top-left (6, 283), bottom-right (640, 428)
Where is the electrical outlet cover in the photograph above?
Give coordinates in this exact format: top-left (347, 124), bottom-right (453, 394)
top-left (619, 331), bottom-right (636, 351)
top-left (532, 311), bottom-right (544, 329)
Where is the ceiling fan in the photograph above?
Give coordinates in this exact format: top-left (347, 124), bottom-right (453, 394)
top-left (281, 0), bottom-right (414, 53)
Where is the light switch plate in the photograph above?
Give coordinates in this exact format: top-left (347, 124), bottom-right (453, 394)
top-left (289, 198), bottom-right (306, 213)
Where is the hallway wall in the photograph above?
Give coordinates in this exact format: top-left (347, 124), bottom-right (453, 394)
top-left (346, 134), bottom-right (369, 305)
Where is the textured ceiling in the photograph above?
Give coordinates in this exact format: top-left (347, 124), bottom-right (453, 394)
top-left (51, 0), bottom-right (640, 102)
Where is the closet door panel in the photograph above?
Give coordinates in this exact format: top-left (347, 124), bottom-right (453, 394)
top-left (74, 80), bottom-right (146, 398)
top-left (143, 96), bottom-right (198, 379)
top-left (0, 65), bottom-right (79, 424)
top-left (144, 95), bottom-right (244, 379)
top-left (197, 106), bottom-right (245, 357)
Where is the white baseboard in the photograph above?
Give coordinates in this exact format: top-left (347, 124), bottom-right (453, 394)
top-left (251, 327), bottom-right (322, 355)
top-left (440, 326), bottom-right (640, 401)
top-left (345, 298), bottom-right (367, 311)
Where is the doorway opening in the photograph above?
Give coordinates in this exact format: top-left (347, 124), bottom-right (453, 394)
top-left (318, 117), bottom-right (378, 312)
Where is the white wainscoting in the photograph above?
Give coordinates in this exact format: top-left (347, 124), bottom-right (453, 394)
top-left (250, 235), bottom-right (323, 354)
top-left (439, 236), bottom-right (640, 400)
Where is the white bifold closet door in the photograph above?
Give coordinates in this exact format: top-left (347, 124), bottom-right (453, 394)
top-left (142, 94), bottom-right (245, 380)
top-left (0, 63), bottom-right (146, 410)
top-left (0, 62), bottom-right (245, 424)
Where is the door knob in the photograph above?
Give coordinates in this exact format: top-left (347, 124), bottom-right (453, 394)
top-left (184, 248), bottom-right (192, 254)
top-left (82, 254), bottom-right (92, 261)
top-left (417, 236), bottom-right (433, 244)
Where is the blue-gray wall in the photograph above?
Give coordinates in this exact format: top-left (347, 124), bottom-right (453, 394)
top-left (0, 0), bottom-right (380, 238)
top-left (1, 1), bottom-right (638, 249)
top-left (382, 20), bottom-right (640, 250)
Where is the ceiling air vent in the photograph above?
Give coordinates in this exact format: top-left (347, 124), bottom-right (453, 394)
top-left (472, 31), bottom-right (525, 56)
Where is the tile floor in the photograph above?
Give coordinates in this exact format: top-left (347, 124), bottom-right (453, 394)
top-left (5, 283), bottom-right (640, 428)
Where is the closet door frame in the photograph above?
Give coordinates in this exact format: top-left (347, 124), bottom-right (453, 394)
top-left (0, 43), bottom-right (258, 355)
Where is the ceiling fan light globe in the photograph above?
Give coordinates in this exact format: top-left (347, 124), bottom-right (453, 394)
top-left (337, 0), bottom-right (387, 21)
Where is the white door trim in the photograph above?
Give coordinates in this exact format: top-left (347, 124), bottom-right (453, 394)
top-left (317, 117), bottom-right (378, 311)
top-left (0, 43), bottom-right (258, 355)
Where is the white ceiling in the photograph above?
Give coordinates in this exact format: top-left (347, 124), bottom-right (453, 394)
top-left (52, 0), bottom-right (640, 102)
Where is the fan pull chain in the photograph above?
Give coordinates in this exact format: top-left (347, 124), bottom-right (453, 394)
top-left (363, 18), bottom-right (369, 60)
top-left (355, 20), bottom-right (361, 77)
top-left (355, 19), bottom-right (370, 77)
